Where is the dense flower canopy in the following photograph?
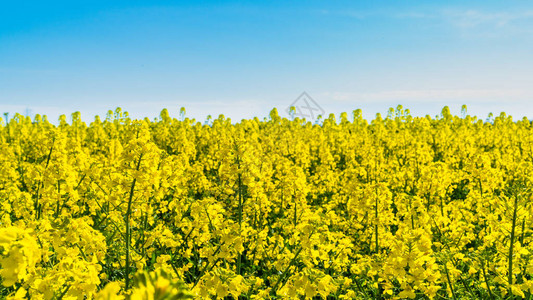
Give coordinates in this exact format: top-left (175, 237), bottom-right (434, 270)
top-left (0, 106), bottom-right (532, 299)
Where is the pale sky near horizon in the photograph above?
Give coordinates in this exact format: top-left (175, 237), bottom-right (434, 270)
top-left (1, 1), bottom-right (533, 123)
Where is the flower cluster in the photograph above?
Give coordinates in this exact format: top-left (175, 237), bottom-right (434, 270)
top-left (1, 106), bottom-right (532, 299)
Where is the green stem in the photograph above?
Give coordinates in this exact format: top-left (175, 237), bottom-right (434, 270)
top-left (508, 193), bottom-right (519, 290)
top-left (294, 196), bottom-right (297, 227)
top-left (192, 244), bottom-right (222, 288)
top-left (520, 218), bottom-right (526, 246)
top-left (271, 245), bottom-right (304, 295)
top-left (444, 262), bottom-right (457, 300)
top-left (125, 153), bottom-right (143, 290)
top-left (481, 259), bottom-right (494, 300)
top-left (36, 140), bottom-right (55, 220)
top-left (55, 285), bottom-right (71, 300)
top-left (237, 171), bottom-right (243, 275)
top-left (375, 185), bottom-right (379, 253)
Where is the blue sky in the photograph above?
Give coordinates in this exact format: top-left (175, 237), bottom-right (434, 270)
top-left (1, 1), bottom-right (532, 122)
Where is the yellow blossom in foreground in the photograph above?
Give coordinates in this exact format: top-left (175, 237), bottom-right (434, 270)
top-left (0, 107), bottom-right (532, 299)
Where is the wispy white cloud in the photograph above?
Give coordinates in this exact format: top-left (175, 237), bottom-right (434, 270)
top-left (442, 9), bottom-right (533, 29)
top-left (325, 8), bottom-right (533, 37)
top-left (393, 12), bottom-right (435, 19)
